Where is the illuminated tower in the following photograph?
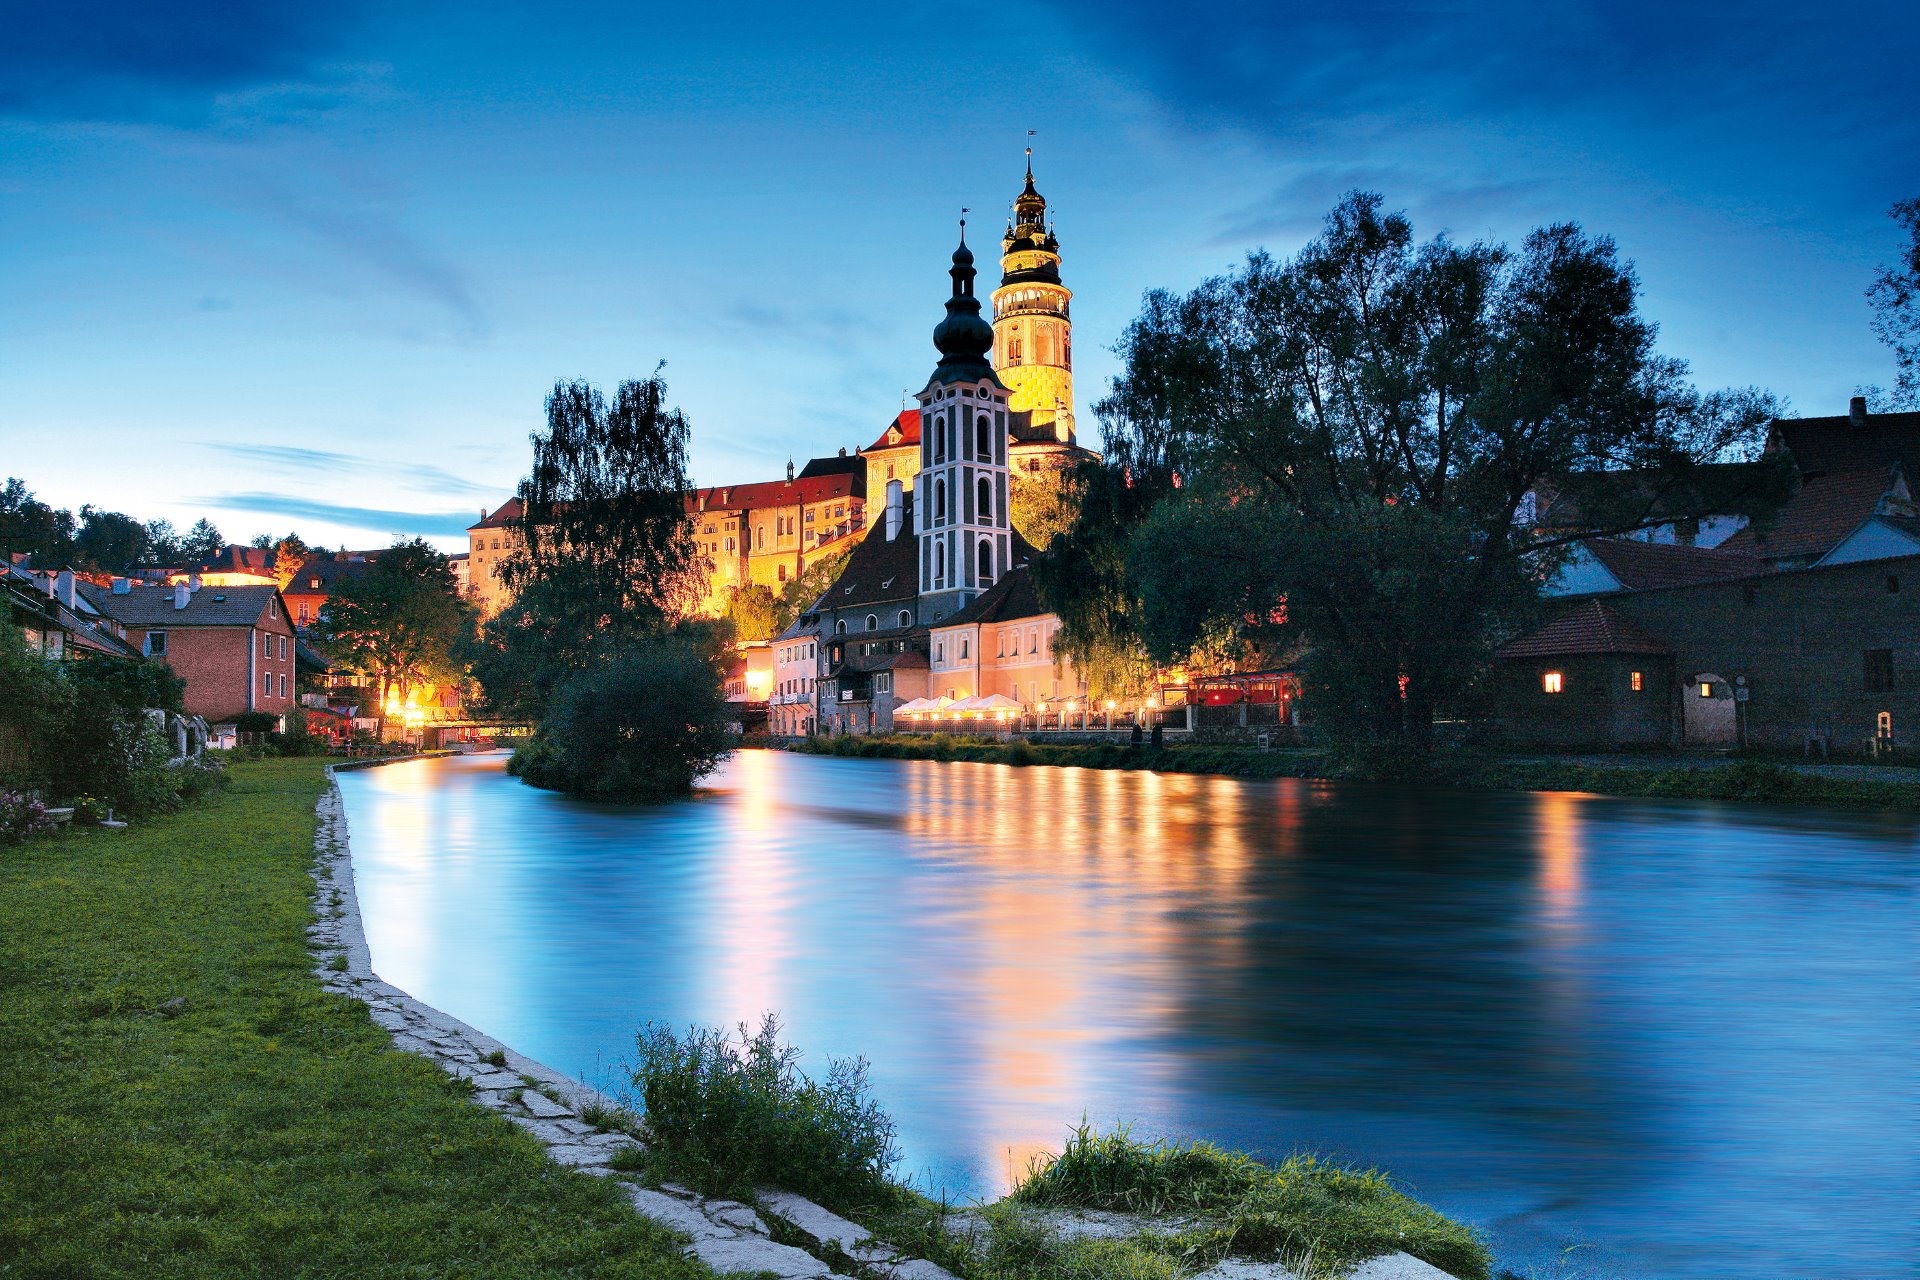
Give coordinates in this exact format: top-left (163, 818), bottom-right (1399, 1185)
top-left (991, 151), bottom-right (1075, 443)
top-left (917, 224), bottom-right (1014, 623)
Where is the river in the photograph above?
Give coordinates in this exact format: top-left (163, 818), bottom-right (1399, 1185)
top-left (335, 750), bottom-right (1915, 1279)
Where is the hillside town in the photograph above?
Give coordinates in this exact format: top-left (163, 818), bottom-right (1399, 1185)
top-left (6, 159), bottom-right (1918, 764)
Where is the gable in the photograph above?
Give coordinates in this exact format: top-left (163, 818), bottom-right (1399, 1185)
top-left (1815, 518), bottom-right (1920, 568)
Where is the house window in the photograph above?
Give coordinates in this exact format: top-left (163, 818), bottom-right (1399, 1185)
top-left (865, 614), bottom-right (878, 631)
top-left (960, 637), bottom-right (970, 660)
top-left (308, 577), bottom-right (321, 589)
top-left (936, 642), bottom-right (945, 664)
top-left (268, 599), bottom-right (277, 618)
top-left (778, 564), bottom-right (788, 582)
top-left (298, 605), bottom-right (310, 625)
top-left (977, 476), bottom-right (992, 521)
top-left (1631, 670), bottom-right (1643, 692)
top-left (280, 636), bottom-right (287, 658)
top-left (262, 632), bottom-right (272, 656)
top-left (279, 674), bottom-right (286, 697)
top-left (898, 610), bottom-right (911, 628)
top-left (976, 413), bottom-right (993, 460)
top-left (1864, 649), bottom-right (1895, 693)
top-left (145, 631), bottom-right (167, 657)
top-left (977, 539), bottom-right (993, 586)
top-left (1542, 671), bottom-right (1563, 694)
top-left (1698, 681), bottom-right (1715, 698)
top-left (834, 620), bottom-right (847, 635)
top-left (263, 670), bottom-right (272, 694)
top-left (1028, 630), bottom-right (1038, 654)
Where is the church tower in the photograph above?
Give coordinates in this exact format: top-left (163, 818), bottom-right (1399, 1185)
top-left (992, 152), bottom-right (1075, 443)
top-left (916, 224), bottom-right (1014, 623)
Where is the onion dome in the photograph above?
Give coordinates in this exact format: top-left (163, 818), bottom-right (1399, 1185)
top-left (931, 231), bottom-right (996, 383)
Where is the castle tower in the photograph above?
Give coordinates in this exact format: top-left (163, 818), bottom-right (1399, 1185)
top-left (917, 224), bottom-right (1013, 623)
top-left (991, 151), bottom-right (1074, 443)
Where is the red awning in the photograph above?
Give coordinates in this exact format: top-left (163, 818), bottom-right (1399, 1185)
top-left (1202, 688), bottom-right (1243, 706)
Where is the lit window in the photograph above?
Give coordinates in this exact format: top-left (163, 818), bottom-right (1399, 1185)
top-left (1698, 681), bottom-right (1714, 698)
top-left (1542, 671), bottom-right (1563, 694)
top-left (1631, 670), bottom-right (1643, 692)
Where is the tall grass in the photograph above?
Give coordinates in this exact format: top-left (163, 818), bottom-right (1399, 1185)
top-left (630, 1013), bottom-right (900, 1204)
top-left (1012, 1123), bottom-right (1493, 1280)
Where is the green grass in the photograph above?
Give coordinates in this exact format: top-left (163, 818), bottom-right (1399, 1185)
top-left (1006, 1124), bottom-right (1492, 1280)
top-left (0, 757), bottom-right (708, 1280)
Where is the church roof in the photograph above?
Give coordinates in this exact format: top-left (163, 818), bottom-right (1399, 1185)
top-left (1771, 409), bottom-right (1920, 478)
top-left (820, 491), bottom-right (921, 611)
top-left (471, 498), bottom-right (523, 531)
top-left (685, 474), bottom-right (859, 514)
top-left (932, 564), bottom-right (1050, 628)
top-left (1580, 538), bottom-right (1768, 590)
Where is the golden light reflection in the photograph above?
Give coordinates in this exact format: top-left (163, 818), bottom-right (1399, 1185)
top-left (706, 748), bottom-right (791, 1027)
top-left (1535, 791), bottom-right (1585, 927)
top-left (901, 757), bottom-right (1268, 1191)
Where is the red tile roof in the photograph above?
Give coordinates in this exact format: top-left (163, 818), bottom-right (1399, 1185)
top-left (1717, 469), bottom-right (1898, 563)
top-left (861, 410), bottom-right (921, 453)
top-left (1582, 538), bottom-right (1767, 590)
top-left (934, 564), bottom-right (1050, 628)
top-left (684, 474), bottom-right (858, 513)
top-left (1772, 410), bottom-right (1920, 478)
top-left (1498, 600), bottom-right (1674, 658)
top-left (470, 498), bottom-right (523, 530)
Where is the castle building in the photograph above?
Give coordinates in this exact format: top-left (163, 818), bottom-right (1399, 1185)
top-left (993, 151), bottom-right (1075, 445)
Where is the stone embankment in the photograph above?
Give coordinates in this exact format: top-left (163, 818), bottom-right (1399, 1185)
top-left (313, 760), bottom-right (1465, 1280)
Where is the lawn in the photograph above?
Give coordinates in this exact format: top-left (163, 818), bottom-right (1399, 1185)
top-left (0, 757), bottom-right (706, 1280)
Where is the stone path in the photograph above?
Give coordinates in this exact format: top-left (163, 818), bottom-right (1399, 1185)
top-left (310, 770), bottom-right (961, 1280)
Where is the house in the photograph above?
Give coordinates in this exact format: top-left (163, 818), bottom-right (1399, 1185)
top-left (770, 618), bottom-right (821, 738)
top-left (813, 485), bottom-right (931, 735)
top-left (722, 640), bottom-right (773, 735)
top-left (168, 543), bottom-right (282, 587)
top-left (1497, 556), bottom-right (1917, 753)
top-left (925, 566), bottom-right (1085, 712)
top-left (91, 580), bottom-right (299, 728)
top-left (3, 564), bottom-right (139, 660)
top-left (281, 550), bottom-right (378, 633)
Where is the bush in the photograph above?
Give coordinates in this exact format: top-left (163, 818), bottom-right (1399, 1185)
top-left (0, 790), bottom-right (54, 845)
top-left (71, 794), bottom-right (108, 826)
top-left (513, 635), bottom-right (731, 802)
top-left (630, 1013), bottom-right (900, 1206)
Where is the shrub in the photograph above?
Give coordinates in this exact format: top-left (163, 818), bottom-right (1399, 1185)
top-left (71, 794), bottom-right (108, 826)
top-left (630, 1013), bottom-right (900, 1206)
top-left (0, 790), bottom-right (54, 845)
top-left (514, 635), bottom-right (731, 802)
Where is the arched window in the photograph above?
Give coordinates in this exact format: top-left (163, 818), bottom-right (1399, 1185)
top-left (756, 526), bottom-right (765, 551)
top-left (976, 413), bottom-right (993, 460)
top-left (977, 538), bottom-right (993, 586)
top-left (898, 609), bottom-right (911, 628)
top-left (934, 478), bottom-right (948, 523)
top-left (834, 619), bottom-right (847, 635)
top-left (865, 614), bottom-right (878, 631)
top-left (933, 415), bottom-right (946, 462)
top-left (935, 541), bottom-right (947, 587)
top-left (977, 476), bottom-right (992, 521)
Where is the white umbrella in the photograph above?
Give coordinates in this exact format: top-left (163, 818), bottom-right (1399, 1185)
top-left (974, 693), bottom-right (1023, 713)
top-left (894, 697), bottom-right (933, 715)
top-left (944, 695), bottom-right (984, 713)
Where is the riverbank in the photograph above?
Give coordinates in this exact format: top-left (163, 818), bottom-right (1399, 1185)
top-left (790, 734), bottom-right (1920, 810)
top-left (0, 757), bottom-right (704, 1279)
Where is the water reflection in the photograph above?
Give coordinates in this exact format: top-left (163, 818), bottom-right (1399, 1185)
top-left (339, 752), bottom-right (1916, 1280)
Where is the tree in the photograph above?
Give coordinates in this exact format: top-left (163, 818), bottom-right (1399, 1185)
top-left (73, 506), bottom-right (152, 571)
top-left (270, 533), bottom-right (310, 588)
top-left (1057, 192), bottom-right (1779, 754)
top-left (724, 584), bottom-right (780, 642)
top-left (482, 368), bottom-right (729, 801)
top-left (143, 519), bottom-right (183, 563)
top-left (1009, 462), bottom-right (1082, 550)
top-left (314, 539), bottom-right (475, 735)
top-left (0, 479), bottom-right (75, 566)
top-left (499, 369), bottom-right (703, 653)
top-left (774, 543), bottom-right (852, 633)
top-left (181, 519), bottom-right (224, 561)
top-left (507, 633), bottom-right (731, 802)
top-left (1866, 197), bottom-right (1920, 409)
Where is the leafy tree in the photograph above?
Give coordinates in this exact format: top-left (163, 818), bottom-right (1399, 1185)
top-left (1058, 192), bottom-right (1778, 753)
top-left (143, 519), bottom-right (183, 563)
top-left (507, 632), bottom-right (731, 802)
top-left (1009, 462), bottom-right (1082, 550)
top-left (0, 479), bottom-right (75, 566)
top-left (724, 584), bottom-right (779, 642)
top-left (73, 506), bottom-right (152, 571)
top-left (1866, 197), bottom-right (1920, 409)
top-left (181, 518), bottom-right (224, 561)
top-left (314, 539), bottom-right (475, 735)
top-left (270, 534), bottom-right (310, 587)
top-left (774, 543), bottom-right (852, 633)
top-left (499, 369), bottom-right (703, 649)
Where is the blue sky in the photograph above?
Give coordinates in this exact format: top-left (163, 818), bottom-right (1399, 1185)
top-left (3, 1), bottom-right (1915, 551)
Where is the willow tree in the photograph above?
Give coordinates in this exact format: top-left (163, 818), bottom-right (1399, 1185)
top-left (483, 368), bottom-right (725, 800)
top-left (1046, 192), bottom-right (1780, 752)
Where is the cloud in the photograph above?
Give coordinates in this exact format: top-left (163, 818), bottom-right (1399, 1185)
top-left (0, 1), bottom-right (370, 125)
top-left (1211, 170), bottom-right (1546, 249)
top-left (196, 491), bottom-right (480, 540)
top-left (203, 442), bottom-right (500, 499)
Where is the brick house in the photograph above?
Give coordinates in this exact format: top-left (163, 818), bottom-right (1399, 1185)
top-left (90, 580), bottom-right (299, 727)
top-left (281, 551), bottom-right (377, 633)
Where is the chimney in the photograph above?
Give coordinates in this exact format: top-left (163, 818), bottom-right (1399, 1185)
top-left (173, 582), bottom-right (191, 610)
top-left (189, 574), bottom-right (202, 592)
top-left (1849, 395), bottom-right (1869, 429)
top-left (111, 577), bottom-right (130, 595)
top-left (55, 569), bottom-right (76, 609)
top-left (884, 479), bottom-right (903, 542)
top-left (838, 446), bottom-right (847, 457)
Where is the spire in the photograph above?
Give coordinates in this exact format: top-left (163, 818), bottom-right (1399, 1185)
top-left (930, 232), bottom-right (995, 383)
